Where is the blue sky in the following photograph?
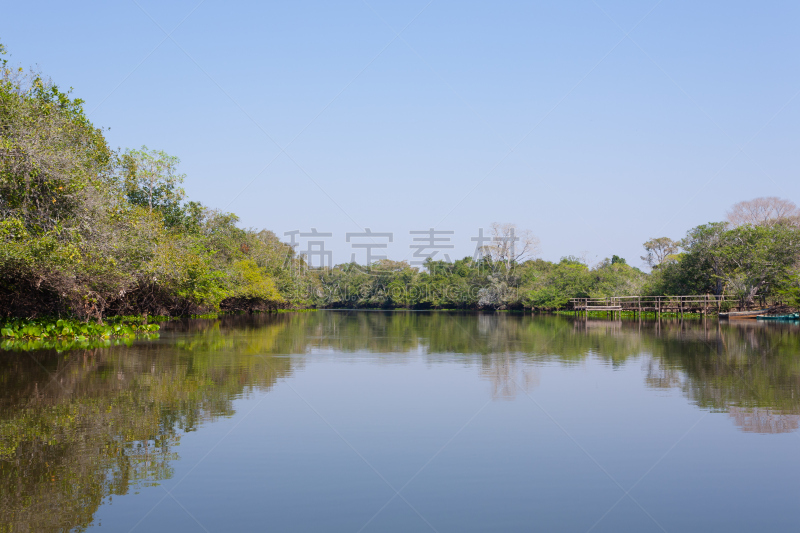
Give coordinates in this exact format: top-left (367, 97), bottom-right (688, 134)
top-left (3, 0), bottom-right (799, 267)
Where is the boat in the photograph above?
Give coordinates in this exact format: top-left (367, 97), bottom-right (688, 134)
top-left (756, 313), bottom-right (800, 321)
top-left (719, 309), bottom-right (769, 319)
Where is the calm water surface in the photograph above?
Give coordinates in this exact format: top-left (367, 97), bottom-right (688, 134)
top-left (2, 312), bottom-right (800, 532)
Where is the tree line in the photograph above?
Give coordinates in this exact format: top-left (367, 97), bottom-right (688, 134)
top-left (641, 197), bottom-right (800, 307)
top-left (2, 44), bottom-right (799, 318)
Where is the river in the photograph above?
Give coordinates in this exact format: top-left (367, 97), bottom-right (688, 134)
top-left (2, 311), bottom-right (799, 532)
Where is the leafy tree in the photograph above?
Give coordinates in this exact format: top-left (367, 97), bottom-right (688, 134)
top-left (523, 258), bottom-right (592, 309)
top-left (716, 223), bottom-right (800, 303)
top-left (1, 52), bottom-right (118, 318)
top-left (641, 237), bottom-right (679, 268)
top-left (679, 222), bottom-right (728, 295)
top-left (119, 146), bottom-right (186, 227)
top-left (0, 60), bottom-right (112, 237)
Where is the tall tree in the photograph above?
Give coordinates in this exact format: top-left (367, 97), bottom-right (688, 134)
top-left (483, 222), bottom-right (540, 269)
top-left (120, 146), bottom-right (186, 225)
top-left (0, 54), bottom-right (112, 235)
top-left (726, 197), bottom-right (800, 227)
top-left (717, 224), bottom-right (800, 303)
top-left (680, 223), bottom-right (728, 295)
top-left (641, 237), bottom-right (679, 268)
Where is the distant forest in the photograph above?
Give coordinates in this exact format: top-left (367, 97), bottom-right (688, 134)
top-left (2, 43), bottom-right (799, 319)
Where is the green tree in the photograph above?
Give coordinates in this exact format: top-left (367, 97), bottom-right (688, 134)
top-left (716, 223), bottom-right (800, 303)
top-left (680, 222), bottom-right (728, 295)
top-left (119, 146), bottom-right (186, 227)
top-left (641, 237), bottom-right (679, 269)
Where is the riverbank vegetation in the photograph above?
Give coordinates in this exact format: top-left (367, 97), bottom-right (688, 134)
top-left (0, 317), bottom-right (160, 352)
top-left (1, 46), bottom-right (288, 320)
top-left (2, 44), bottom-right (799, 320)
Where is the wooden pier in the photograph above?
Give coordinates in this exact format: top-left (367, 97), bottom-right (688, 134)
top-left (569, 295), bottom-right (734, 318)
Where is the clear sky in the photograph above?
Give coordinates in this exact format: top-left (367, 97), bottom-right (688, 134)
top-left (3, 1), bottom-right (799, 267)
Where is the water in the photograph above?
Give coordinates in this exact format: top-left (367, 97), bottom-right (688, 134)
top-left (2, 311), bottom-right (800, 532)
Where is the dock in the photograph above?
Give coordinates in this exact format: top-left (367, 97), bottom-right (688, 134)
top-left (569, 295), bottom-right (747, 317)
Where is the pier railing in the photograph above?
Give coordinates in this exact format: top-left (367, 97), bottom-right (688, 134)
top-left (569, 295), bottom-right (731, 315)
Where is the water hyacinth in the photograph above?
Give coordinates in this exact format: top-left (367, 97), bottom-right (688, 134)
top-left (0, 317), bottom-right (159, 341)
top-left (0, 334), bottom-right (159, 352)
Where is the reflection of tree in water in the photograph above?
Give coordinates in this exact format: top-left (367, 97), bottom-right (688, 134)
top-left (727, 407), bottom-right (800, 434)
top-left (261, 312), bottom-right (800, 414)
top-left (572, 317), bottom-right (800, 433)
top-left (643, 357), bottom-right (684, 390)
top-left (479, 353), bottom-right (539, 400)
top-left (0, 318), bottom-right (295, 533)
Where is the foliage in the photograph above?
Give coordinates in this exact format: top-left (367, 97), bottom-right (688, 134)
top-left (0, 45), bottom-right (288, 319)
top-left (309, 255), bottom-right (648, 310)
top-left (0, 317), bottom-right (158, 341)
top-left (0, 334), bottom-right (159, 352)
top-left (643, 220), bottom-right (800, 304)
top-left (640, 237), bottom-right (679, 268)
top-left (119, 145), bottom-right (186, 227)
top-left (716, 223), bottom-right (800, 302)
